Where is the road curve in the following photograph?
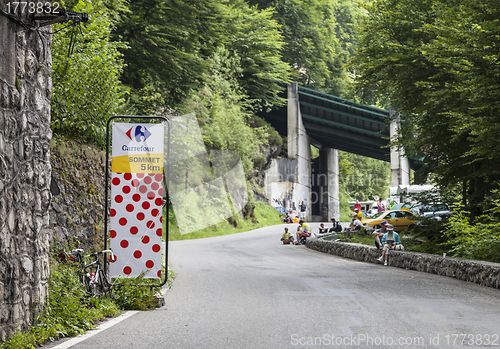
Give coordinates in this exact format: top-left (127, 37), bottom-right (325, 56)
top-left (53, 224), bottom-right (500, 349)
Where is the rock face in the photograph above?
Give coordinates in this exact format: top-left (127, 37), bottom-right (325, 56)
top-left (49, 137), bottom-right (107, 252)
top-left (0, 3), bottom-right (53, 340)
top-left (306, 239), bottom-right (500, 289)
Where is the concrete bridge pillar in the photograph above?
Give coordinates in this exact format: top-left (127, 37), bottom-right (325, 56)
top-left (287, 83), bottom-right (311, 220)
top-left (326, 148), bottom-right (340, 221)
top-left (390, 113), bottom-right (410, 189)
top-left (263, 84), bottom-right (312, 220)
top-left (264, 84), bottom-right (341, 222)
top-left (312, 148), bottom-right (339, 222)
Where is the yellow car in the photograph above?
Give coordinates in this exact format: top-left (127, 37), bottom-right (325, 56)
top-left (362, 209), bottom-right (419, 232)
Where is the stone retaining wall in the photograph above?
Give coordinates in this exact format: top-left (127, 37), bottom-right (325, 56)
top-left (306, 239), bottom-right (500, 289)
top-left (49, 136), bottom-right (107, 252)
top-left (0, 1), bottom-right (53, 341)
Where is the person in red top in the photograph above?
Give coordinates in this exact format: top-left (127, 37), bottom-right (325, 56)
top-left (354, 200), bottom-right (362, 212)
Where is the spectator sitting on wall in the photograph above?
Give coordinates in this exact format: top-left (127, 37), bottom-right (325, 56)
top-left (295, 220), bottom-right (312, 244)
top-left (292, 216), bottom-right (299, 223)
top-left (373, 220), bottom-right (388, 249)
top-left (376, 224), bottom-right (402, 266)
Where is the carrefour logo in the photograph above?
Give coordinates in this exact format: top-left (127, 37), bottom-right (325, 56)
top-left (126, 125), bottom-right (152, 142)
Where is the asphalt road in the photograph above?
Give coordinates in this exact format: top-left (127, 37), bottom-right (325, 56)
top-left (51, 223), bottom-right (500, 349)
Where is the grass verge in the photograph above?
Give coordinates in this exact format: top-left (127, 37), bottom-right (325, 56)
top-left (3, 202), bottom-right (281, 347)
top-left (342, 231), bottom-right (376, 246)
top-left (0, 255), bottom-right (176, 349)
top-left (167, 201), bottom-right (283, 241)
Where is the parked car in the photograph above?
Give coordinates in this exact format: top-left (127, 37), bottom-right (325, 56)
top-left (390, 202), bottom-right (421, 217)
top-left (366, 208), bottom-right (378, 218)
top-left (419, 203), bottom-right (452, 221)
top-left (362, 209), bottom-right (419, 232)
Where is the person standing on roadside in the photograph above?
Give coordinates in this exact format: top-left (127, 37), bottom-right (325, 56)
top-left (299, 201), bottom-right (307, 220)
top-left (377, 198), bottom-right (386, 212)
top-left (354, 200), bottom-right (362, 212)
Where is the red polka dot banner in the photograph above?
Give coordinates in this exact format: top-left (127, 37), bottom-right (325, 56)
top-left (109, 123), bottom-right (165, 279)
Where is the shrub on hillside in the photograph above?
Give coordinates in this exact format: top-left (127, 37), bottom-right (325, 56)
top-left (444, 199), bottom-right (500, 263)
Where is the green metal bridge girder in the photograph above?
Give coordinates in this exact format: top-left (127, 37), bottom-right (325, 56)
top-left (259, 84), bottom-right (393, 162)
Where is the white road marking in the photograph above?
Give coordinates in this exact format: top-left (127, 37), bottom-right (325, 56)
top-left (50, 265), bottom-right (171, 348)
top-left (51, 311), bottom-right (139, 349)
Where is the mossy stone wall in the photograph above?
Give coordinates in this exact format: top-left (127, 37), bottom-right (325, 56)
top-left (307, 239), bottom-right (500, 289)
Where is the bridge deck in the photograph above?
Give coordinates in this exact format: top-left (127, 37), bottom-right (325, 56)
top-left (261, 85), bottom-right (392, 162)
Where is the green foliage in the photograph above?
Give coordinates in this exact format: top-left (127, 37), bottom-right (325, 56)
top-left (51, 0), bottom-right (126, 148)
top-left (339, 151), bottom-right (390, 202)
top-left (114, 0), bottom-right (291, 114)
top-left (248, 0), bottom-right (351, 95)
top-left (111, 274), bottom-right (167, 311)
top-left (176, 46), bottom-right (271, 175)
top-left (222, 1), bottom-right (292, 111)
top-left (352, 0), bottom-right (500, 215)
top-left (444, 200), bottom-right (500, 263)
top-left (404, 218), bottom-right (450, 255)
top-left (0, 249), bottom-right (176, 348)
top-left (167, 201), bottom-right (282, 241)
top-left (112, 0), bottom-right (218, 110)
top-left (342, 229), bottom-right (374, 246)
top-left (334, 0), bottom-right (363, 59)
top-left (0, 259), bottom-right (120, 349)
top-left (111, 0), bottom-right (291, 177)
top-left (247, 116), bottom-right (283, 146)
top-left (253, 153), bottom-right (267, 169)
top-left (401, 189), bottom-right (500, 261)
top-left (310, 145), bottom-right (320, 160)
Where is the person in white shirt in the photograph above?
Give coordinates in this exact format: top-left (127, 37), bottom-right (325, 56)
top-left (350, 219), bottom-right (363, 232)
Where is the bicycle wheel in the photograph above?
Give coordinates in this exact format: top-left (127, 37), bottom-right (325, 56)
top-left (83, 273), bottom-right (96, 298)
top-left (90, 282), bottom-right (100, 298)
top-left (97, 269), bottom-right (111, 297)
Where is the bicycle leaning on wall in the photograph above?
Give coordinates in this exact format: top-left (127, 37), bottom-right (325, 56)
top-left (61, 249), bottom-right (115, 298)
